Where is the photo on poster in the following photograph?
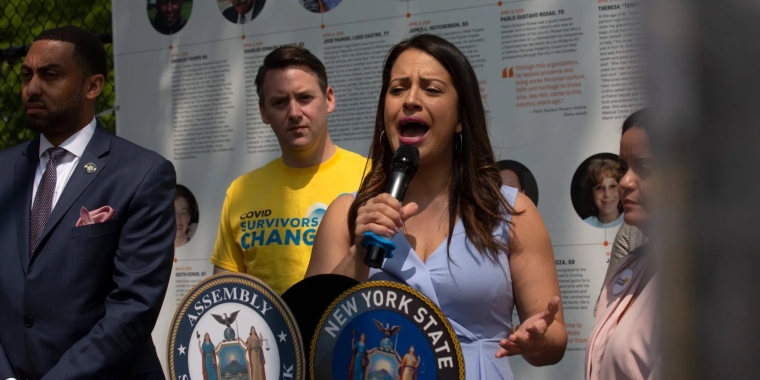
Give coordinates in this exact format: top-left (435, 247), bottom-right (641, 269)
top-left (217, 0), bottom-right (266, 24)
top-left (175, 184), bottom-right (199, 248)
top-left (299, 0), bottom-right (342, 13)
top-left (147, 0), bottom-right (193, 35)
top-left (496, 159), bottom-right (539, 206)
top-left (570, 153), bottom-right (624, 229)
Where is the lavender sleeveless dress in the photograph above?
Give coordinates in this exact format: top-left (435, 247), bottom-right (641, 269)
top-left (368, 186), bottom-right (518, 380)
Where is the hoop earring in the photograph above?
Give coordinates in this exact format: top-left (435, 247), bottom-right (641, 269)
top-left (454, 133), bottom-right (463, 154)
top-left (379, 130), bottom-right (387, 154)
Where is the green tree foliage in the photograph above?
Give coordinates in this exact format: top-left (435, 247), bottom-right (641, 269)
top-left (0, 0), bottom-right (114, 150)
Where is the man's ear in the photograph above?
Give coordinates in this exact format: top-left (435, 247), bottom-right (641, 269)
top-left (325, 86), bottom-right (336, 114)
top-left (84, 74), bottom-right (105, 100)
top-left (259, 102), bottom-right (270, 125)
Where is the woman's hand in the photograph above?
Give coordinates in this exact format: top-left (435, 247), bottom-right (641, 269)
top-left (496, 296), bottom-right (560, 358)
top-left (354, 193), bottom-right (418, 250)
top-left (317, 193), bottom-right (418, 281)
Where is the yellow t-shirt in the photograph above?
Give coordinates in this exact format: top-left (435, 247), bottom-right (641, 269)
top-left (210, 147), bottom-right (367, 294)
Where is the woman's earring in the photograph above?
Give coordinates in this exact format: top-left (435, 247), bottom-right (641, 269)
top-left (454, 133), bottom-right (463, 154)
top-left (379, 130), bottom-right (387, 154)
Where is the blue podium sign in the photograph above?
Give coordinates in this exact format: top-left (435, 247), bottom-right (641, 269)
top-left (311, 281), bottom-right (464, 380)
top-left (168, 273), bottom-right (304, 380)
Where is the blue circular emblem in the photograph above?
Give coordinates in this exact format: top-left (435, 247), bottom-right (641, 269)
top-left (311, 281), bottom-right (464, 380)
top-left (168, 273), bottom-right (304, 380)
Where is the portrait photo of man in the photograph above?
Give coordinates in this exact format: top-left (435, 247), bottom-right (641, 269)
top-left (299, 0), bottom-right (342, 13)
top-left (219, 0), bottom-right (266, 25)
top-left (148, 0), bottom-right (193, 35)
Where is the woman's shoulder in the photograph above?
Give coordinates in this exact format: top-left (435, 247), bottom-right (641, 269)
top-left (330, 192), bottom-right (356, 209)
top-left (504, 186), bottom-right (539, 220)
top-left (499, 184), bottom-right (519, 207)
top-left (321, 193), bottom-right (356, 228)
top-left (498, 184), bottom-right (521, 225)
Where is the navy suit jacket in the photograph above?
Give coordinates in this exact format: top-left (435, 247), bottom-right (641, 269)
top-left (0, 125), bottom-right (176, 380)
top-left (222, 0), bottom-right (266, 23)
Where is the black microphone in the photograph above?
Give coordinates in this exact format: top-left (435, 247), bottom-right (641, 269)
top-left (363, 144), bottom-right (420, 268)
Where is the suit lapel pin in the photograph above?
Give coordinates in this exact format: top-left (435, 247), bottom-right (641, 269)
top-left (83, 163), bottom-right (97, 174)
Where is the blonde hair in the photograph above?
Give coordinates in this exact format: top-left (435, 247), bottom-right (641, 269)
top-left (584, 158), bottom-right (621, 190)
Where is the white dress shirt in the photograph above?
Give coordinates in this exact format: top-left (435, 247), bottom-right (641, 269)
top-left (236, 2), bottom-right (257, 24)
top-left (31, 118), bottom-right (97, 210)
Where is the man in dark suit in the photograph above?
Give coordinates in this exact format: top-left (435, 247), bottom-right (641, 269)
top-left (0, 26), bottom-right (176, 380)
top-left (222, 0), bottom-right (265, 24)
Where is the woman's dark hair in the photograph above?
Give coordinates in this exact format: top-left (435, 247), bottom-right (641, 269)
top-left (175, 184), bottom-right (199, 233)
top-left (622, 108), bottom-right (649, 134)
top-left (348, 34), bottom-right (519, 260)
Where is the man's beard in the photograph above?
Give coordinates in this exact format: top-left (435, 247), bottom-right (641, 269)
top-left (25, 90), bottom-right (84, 135)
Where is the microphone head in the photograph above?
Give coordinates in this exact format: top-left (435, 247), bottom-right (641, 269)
top-left (390, 144), bottom-right (420, 176)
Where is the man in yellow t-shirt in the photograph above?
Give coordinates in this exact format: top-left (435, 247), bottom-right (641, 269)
top-left (210, 46), bottom-right (366, 294)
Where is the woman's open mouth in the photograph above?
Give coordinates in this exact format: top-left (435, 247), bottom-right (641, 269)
top-left (397, 117), bottom-right (429, 144)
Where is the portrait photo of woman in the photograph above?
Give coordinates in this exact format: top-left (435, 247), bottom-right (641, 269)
top-left (175, 184), bottom-right (199, 248)
top-left (571, 154), bottom-right (625, 229)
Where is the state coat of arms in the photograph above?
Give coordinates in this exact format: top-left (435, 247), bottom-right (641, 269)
top-left (168, 273), bottom-right (305, 380)
top-left (311, 281), bottom-right (464, 380)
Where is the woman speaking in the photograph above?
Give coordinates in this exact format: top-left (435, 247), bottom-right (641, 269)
top-left (306, 34), bottom-right (567, 379)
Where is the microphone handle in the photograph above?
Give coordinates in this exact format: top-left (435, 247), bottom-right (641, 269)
top-left (364, 245), bottom-right (386, 268)
top-left (386, 170), bottom-right (413, 200)
top-left (363, 170), bottom-right (413, 268)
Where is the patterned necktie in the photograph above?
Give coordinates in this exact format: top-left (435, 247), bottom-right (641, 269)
top-left (30, 147), bottom-right (67, 254)
top-left (239, 14), bottom-right (245, 24)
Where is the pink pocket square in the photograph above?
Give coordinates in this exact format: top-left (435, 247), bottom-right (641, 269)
top-left (76, 206), bottom-right (116, 227)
